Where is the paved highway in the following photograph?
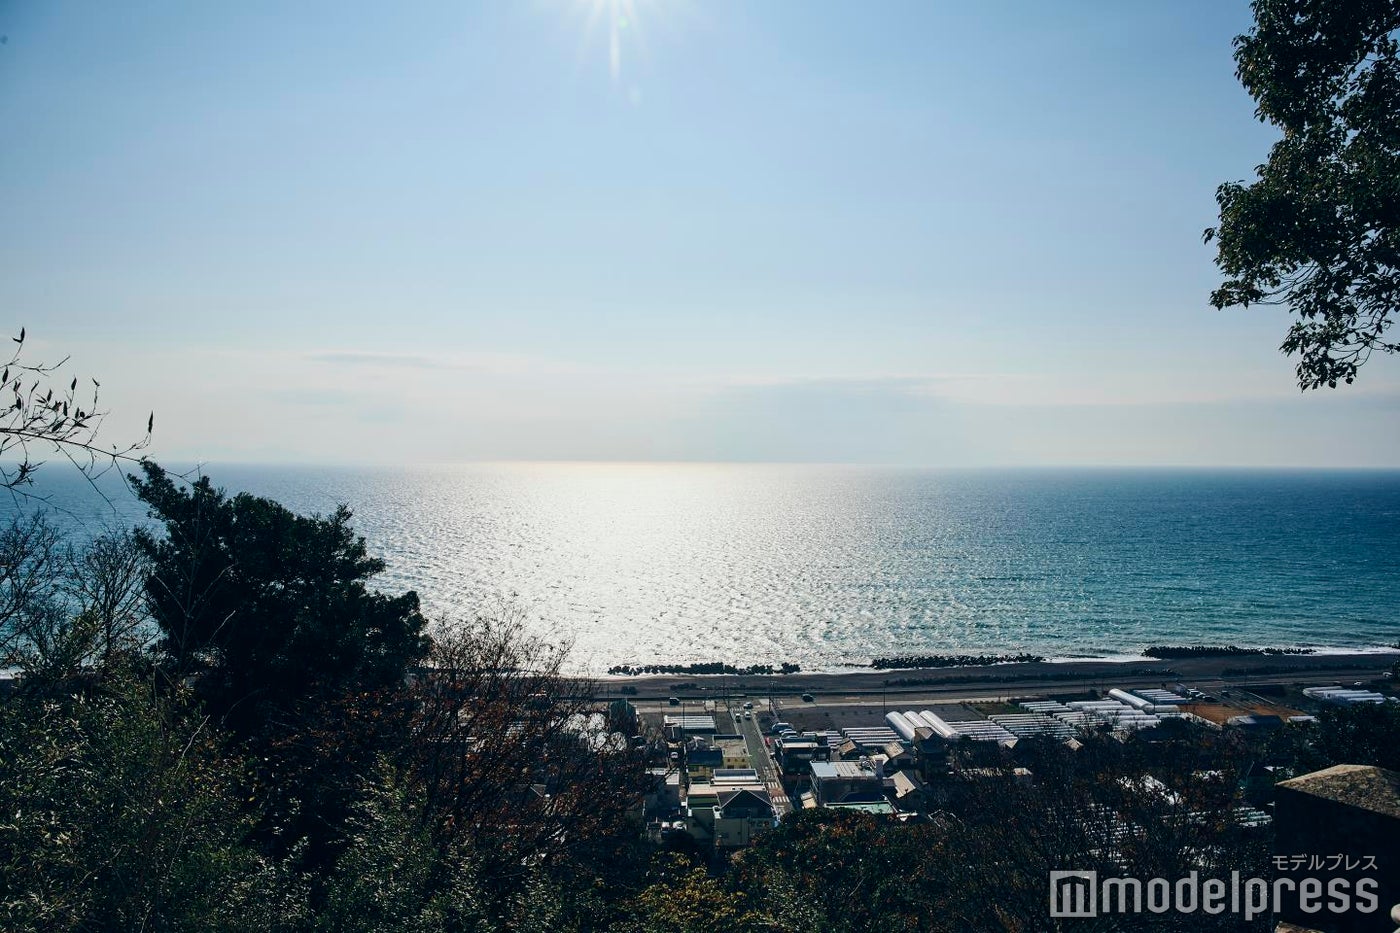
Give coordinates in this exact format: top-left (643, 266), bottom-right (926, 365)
top-left (629, 665), bottom-right (1391, 716)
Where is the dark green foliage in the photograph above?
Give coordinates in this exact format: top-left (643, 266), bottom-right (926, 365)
top-left (0, 666), bottom-right (304, 932)
top-left (1293, 700), bottom-right (1400, 772)
top-left (315, 767), bottom-right (630, 933)
top-left (129, 461), bottom-right (428, 735)
top-left (129, 461), bottom-right (431, 867)
top-left (314, 766), bottom-right (496, 933)
top-left (734, 809), bottom-right (952, 931)
top-left (612, 856), bottom-right (769, 933)
top-left (1207, 0), bottom-right (1400, 388)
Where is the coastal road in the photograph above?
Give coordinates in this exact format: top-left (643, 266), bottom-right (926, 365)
top-left (625, 662), bottom-right (1396, 716)
top-left (751, 669), bottom-right (1392, 710)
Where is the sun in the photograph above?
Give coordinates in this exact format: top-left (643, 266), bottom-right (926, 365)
top-left (575, 0), bottom-right (647, 85)
top-left (562, 0), bottom-right (697, 98)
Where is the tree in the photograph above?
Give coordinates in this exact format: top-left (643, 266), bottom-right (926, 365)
top-left (0, 328), bottom-right (151, 494)
top-left (0, 517), bottom-right (151, 685)
top-left (313, 764), bottom-right (497, 933)
top-left (128, 461), bottom-right (430, 867)
top-left (403, 615), bottom-right (652, 901)
top-left (0, 513), bottom-right (65, 667)
top-left (0, 665), bottom-right (304, 932)
top-left (61, 527), bottom-right (151, 665)
top-left (733, 809), bottom-right (950, 932)
top-left (1291, 700), bottom-right (1400, 772)
top-left (1205, 0), bottom-right (1400, 389)
top-left (617, 857), bottom-right (764, 933)
top-left (128, 461), bottom-right (428, 734)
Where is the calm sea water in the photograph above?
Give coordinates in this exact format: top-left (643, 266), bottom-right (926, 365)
top-left (13, 464), bottom-right (1400, 672)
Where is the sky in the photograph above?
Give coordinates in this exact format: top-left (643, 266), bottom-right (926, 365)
top-left (1, 0), bottom-right (1398, 468)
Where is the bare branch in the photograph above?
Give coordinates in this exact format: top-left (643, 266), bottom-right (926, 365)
top-left (0, 329), bottom-right (152, 506)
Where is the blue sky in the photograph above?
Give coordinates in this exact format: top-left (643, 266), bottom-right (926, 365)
top-left (2, 1), bottom-right (1397, 466)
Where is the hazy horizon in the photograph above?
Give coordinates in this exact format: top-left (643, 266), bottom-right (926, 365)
top-left (111, 459), bottom-right (1400, 471)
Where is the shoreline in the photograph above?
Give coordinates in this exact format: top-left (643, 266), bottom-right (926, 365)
top-left (593, 649), bottom-right (1400, 702)
top-left (596, 643), bottom-right (1400, 680)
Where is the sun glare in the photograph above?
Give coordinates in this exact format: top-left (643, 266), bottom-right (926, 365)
top-left (574, 0), bottom-right (653, 85)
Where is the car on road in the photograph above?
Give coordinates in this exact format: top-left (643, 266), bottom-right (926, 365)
top-left (668, 697), bottom-right (680, 706)
top-left (801, 693), bottom-right (814, 702)
top-left (743, 711), bottom-right (751, 720)
top-left (742, 701), bottom-right (754, 709)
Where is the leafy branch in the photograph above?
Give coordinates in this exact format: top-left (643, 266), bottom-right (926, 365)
top-left (0, 328), bottom-right (152, 497)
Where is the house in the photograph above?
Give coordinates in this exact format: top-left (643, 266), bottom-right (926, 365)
top-left (711, 734), bottom-right (751, 769)
top-left (712, 788), bottom-right (778, 849)
top-left (642, 768), bottom-right (682, 816)
top-left (910, 735), bottom-right (952, 779)
top-left (810, 760), bottom-right (884, 807)
top-left (890, 769), bottom-right (926, 809)
top-left (663, 715), bottom-right (717, 742)
top-left (684, 740), bottom-right (724, 782)
top-left (881, 740), bottom-right (914, 771)
top-left (1273, 764), bottom-right (1400, 933)
top-left (775, 737), bottom-right (825, 776)
top-left (684, 769), bottom-right (773, 849)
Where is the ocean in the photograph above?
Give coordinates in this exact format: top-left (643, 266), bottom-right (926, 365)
top-left (12, 463), bottom-right (1400, 673)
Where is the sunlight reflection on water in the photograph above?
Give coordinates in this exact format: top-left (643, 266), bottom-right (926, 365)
top-left (17, 463), bottom-right (1400, 674)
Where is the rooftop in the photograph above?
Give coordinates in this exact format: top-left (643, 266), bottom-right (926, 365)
top-left (716, 787), bottom-right (774, 815)
top-left (1276, 764), bottom-right (1400, 820)
top-left (811, 760), bottom-right (881, 780)
top-left (826, 801), bottom-right (895, 815)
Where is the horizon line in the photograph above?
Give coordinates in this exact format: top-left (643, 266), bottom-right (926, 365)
top-left (107, 458), bottom-right (1400, 472)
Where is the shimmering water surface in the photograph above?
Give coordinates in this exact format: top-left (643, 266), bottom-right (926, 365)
top-left (19, 465), bottom-right (1400, 672)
